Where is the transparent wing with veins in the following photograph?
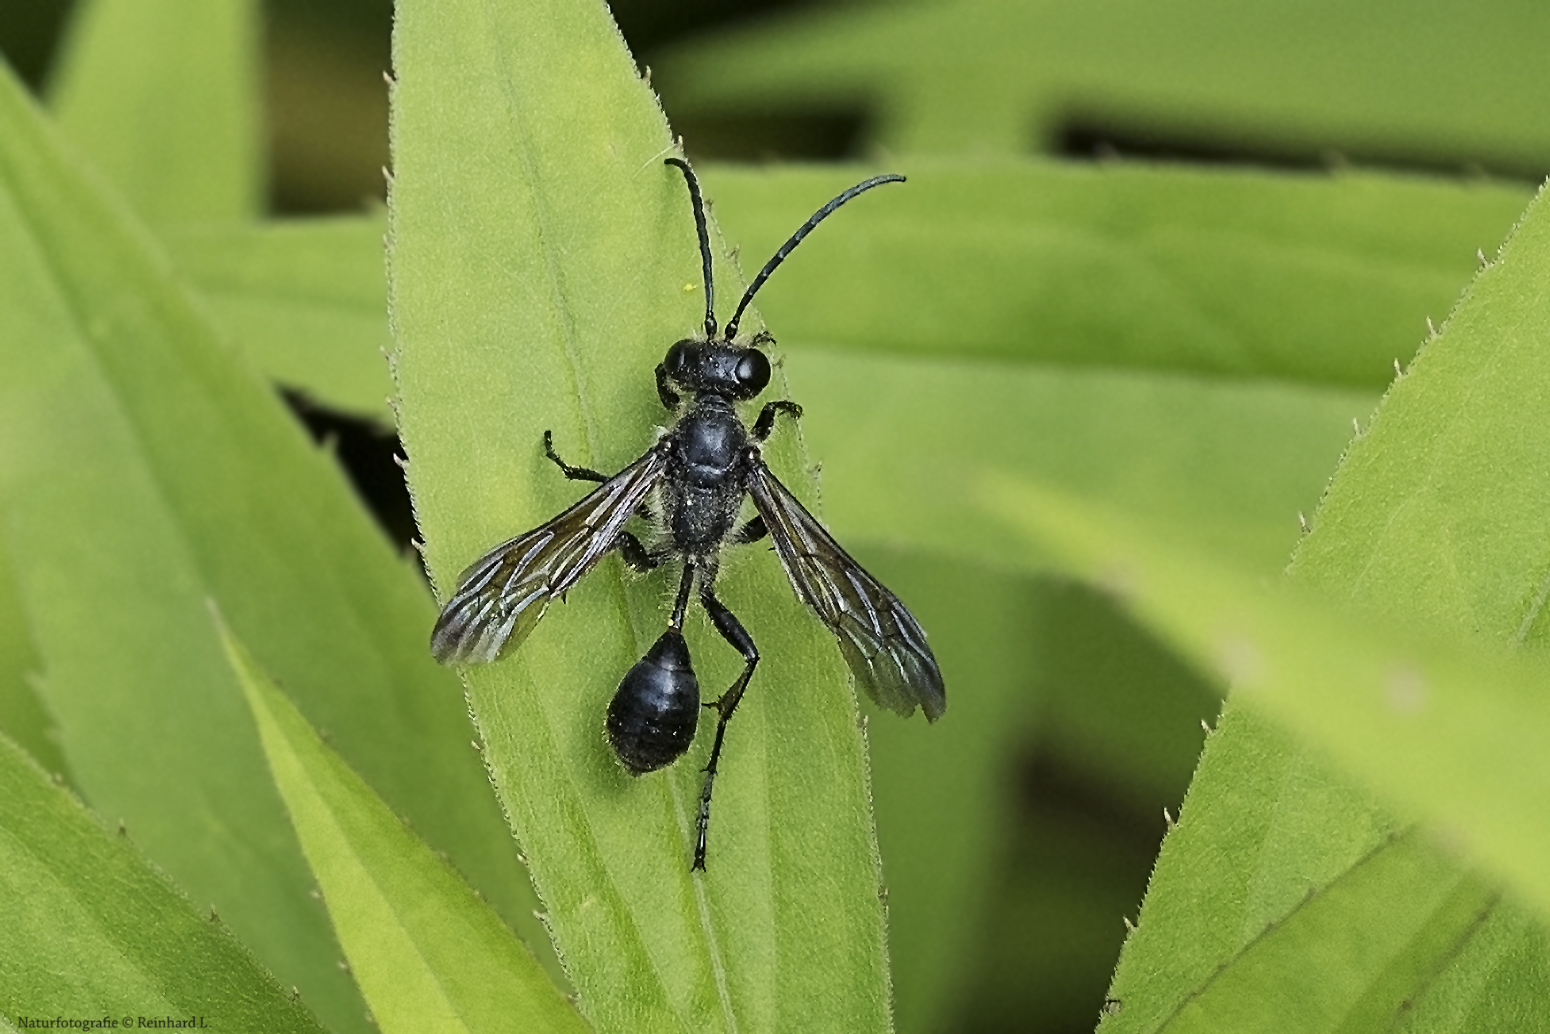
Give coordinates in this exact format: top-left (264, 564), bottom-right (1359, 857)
top-left (430, 445), bottom-right (669, 665)
top-left (746, 460), bottom-right (946, 721)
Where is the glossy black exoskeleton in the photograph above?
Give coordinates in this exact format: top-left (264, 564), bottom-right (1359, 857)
top-left (607, 627), bottom-right (697, 774)
top-left (430, 158), bottom-right (945, 870)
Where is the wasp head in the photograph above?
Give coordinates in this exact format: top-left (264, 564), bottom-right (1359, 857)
top-left (661, 338), bottom-right (771, 401)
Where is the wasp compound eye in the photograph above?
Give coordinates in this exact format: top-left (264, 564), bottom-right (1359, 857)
top-left (663, 340), bottom-right (692, 379)
top-left (607, 628), bottom-right (700, 774)
top-left (735, 350), bottom-right (771, 396)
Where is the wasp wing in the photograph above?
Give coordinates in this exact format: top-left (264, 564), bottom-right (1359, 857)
top-left (430, 445), bottom-right (668, 665)
top-left (746, 460), bottom-right (945, 721)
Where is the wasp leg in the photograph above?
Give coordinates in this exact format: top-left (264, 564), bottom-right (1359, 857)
top-left (656, 364), bottom-right (681, 410)
top-left (693, 587), bottom-right (759, 870)
top-left (669, 561), bottom-right (696, 630)
top-left (615, 531), bottom-right (668, 573)
top-left (543, 430), bottom-right (610, 482)
top-left (751, 400), bottom-right (802, 442)
top-left (546, 431), bottom-right (662, 527)
top-left (730, 515), bottom-right (768, 546)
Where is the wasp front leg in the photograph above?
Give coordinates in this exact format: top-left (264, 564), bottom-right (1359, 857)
top-left (751, 400), bottom-right (802, 442)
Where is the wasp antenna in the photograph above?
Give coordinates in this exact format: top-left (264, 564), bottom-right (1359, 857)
top-left (665, 158), bottom-right (717, 339)
top-left (723, 173), bottom-right (905, 342)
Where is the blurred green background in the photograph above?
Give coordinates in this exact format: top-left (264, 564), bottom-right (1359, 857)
top-left (4, 2), bottom-right (1544, 1032)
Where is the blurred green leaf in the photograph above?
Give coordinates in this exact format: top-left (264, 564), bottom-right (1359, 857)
top-left (991, 472), bottom-right (1550, 919)
top-left (789, 345), bottom-right (1369, 578)
top-left (0, 534), bottom-right (64, 777)
top-left (169, 163), bottom-right (1527, 423)
top-left (967, 179), bottom-right (1550, 1020)
top-left (168, 216), bottom-right (396, 420)
top-left (0, 57), bottom-right (541, 1034)
top-left (0, 730), bottom-right (328, 1032)
top-left (658, 0), bottom-right (1550, 171)
top-left (857, 553), bottom-right (1040, 1033)
top-left (390, 1), bottom-right (900, 1031)
top-left (988, 484), bottom-right (1550, 1029)
top-left (954, 582), bottom-right (1214, 1034)
top-left (755, 167), bottom-right (1548, 1030)
top-left (703, 163), bottom-right (1527, 388)
top-left (222, 615), bottom-right (590, 1034)
top-left (48, 0), bottom-right (262, 223)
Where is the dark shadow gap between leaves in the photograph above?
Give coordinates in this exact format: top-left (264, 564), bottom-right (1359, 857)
top-left (1056, 114), bottom-right (1546, 184)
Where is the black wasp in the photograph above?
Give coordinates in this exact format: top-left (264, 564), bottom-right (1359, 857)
top-left (430, 159), bottom-right (945, 870)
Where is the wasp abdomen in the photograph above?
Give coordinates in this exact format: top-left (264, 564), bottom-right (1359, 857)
top-left (607, 628), bottom-right (700, 774)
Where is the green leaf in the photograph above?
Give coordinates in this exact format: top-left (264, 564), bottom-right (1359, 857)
top-left (790, 345), bottom-right (1370, 577)
top-left (990, 480), bottom-right (1550, 918)
top-left (167, 216), bottom-right (396, 420)
top-left (1289, 183), bottom-right (1550, 635)
top-left (700, 163), bottom-right (1526, 388)
top-left (985, 483), bottom-right (1550, 1029)
top-left (0, 57), bottom-right (541, 1034)
top-left (975, 181), bottom-right (1550, 1027)
top-left (793, 175), bottom-right (1550, 1029)
top-left (1141, 829), bottom-right (1497, 1033)
top-left (854, 552), bottom-right (1047, 1033)
top-left (221, 614), bottom-right (590, 1034)
top-left (1108, 701), bottom-right (1549, 1034)
top-left (161, 163), bottom-right (1526, 425)
top-left (0, 729), bottom-right (327, 1032)
top-left (1097, 140), bottom-right (1550, 1034)
top-left (47, 0), bottom-right (262, 223)
top-left (0, 534), bottom-right (66, 777)
top-left (390, 2), bottom-right (894, 1031)
top-left (657, 0), bottom-right (1550, 170)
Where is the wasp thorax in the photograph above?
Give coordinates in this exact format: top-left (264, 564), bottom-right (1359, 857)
top-left (662, 340), bottom-right (771, 400)
top-left (607, 628), bottom-right (700, 774)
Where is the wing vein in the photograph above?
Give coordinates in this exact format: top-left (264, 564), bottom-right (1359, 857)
top-left (430, 445), bottom-right (669, 664)
top-left (745, 459), bottom-right (944, 721)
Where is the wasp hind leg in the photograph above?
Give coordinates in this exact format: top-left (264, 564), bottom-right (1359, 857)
top-left (693, 586), bottom-right (760, 870)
